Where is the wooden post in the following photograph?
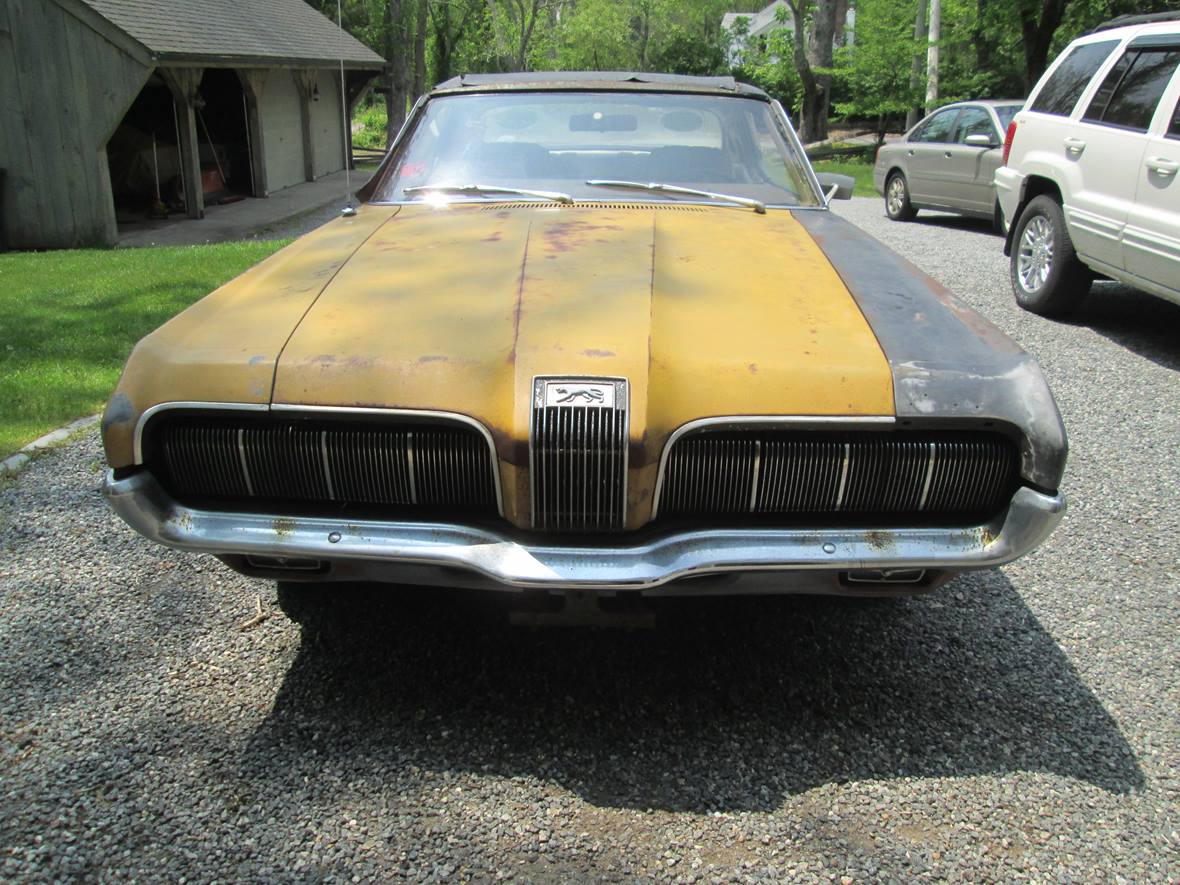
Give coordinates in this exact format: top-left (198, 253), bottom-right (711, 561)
top-left (237, 68), bottom-right (270, 196)
top-left (160, 67), bottom-right (205, 218)
top-left (344, 72), bottom-right (376, 169)
top-left (294, 69), bottom-right (318, 182)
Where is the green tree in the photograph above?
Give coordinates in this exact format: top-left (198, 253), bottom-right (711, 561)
top-left (832, 0), bottom-right (925, 138)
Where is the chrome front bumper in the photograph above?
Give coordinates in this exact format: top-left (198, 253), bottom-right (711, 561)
top-left (103, 470), bottom-right (1065, 591)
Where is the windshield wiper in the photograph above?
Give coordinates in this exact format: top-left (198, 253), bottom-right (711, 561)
top-left (402, 184), bottom-right (573, 205)
top-left (585, 180), bottom-right (766, 214)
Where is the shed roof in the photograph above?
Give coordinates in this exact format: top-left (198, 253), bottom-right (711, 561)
top-left (77, 0), bottom-right (385, 68)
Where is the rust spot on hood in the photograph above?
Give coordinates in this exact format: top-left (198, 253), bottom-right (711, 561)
top-left (541, 219), bottom-right (624, 253)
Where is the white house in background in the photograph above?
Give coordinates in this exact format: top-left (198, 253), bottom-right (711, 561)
top-left (722, 1), bottom-right (855, 66)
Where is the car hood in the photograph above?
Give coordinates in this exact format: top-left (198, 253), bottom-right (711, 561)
top-left (269, 202), bottom-right (895, 518)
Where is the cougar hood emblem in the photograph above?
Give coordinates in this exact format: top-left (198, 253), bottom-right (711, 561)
top-left (537, 377), bottom-right (620, 409)
top-left (555, 386), bottom-right (605, 404)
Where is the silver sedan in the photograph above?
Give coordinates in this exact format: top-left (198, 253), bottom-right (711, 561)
top-left (873, 100), bottom-right (1022, 229)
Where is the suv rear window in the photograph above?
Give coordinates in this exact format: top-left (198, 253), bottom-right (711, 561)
top-left (1030, 40), bottom-right (1119, 116)
top-left (1084, 47), bottom-right (1180, 132)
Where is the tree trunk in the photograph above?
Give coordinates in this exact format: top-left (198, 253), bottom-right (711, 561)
top-left (833, 0), bottom-right (848, 47)
top-left (385, 0), bottom-right (407, 143)
top-left (787, 0), bottom-right (833, 144)
top-left (639, 6), bottom-right (651, 71)
top-left (925, 0), bottom-right (940, 112)
top-left (515, 0), bottom-right (544, 71)
top-left (973, 0), bottom-right (994, 74)
top-left (806, 0), bottom-right (837, 143)
top-left (413, 0), bottom-right (427, 96)
top-left (906, 0), bottom-right (927, 129)
top-left (1020, 0), bottom-right (1068, 92)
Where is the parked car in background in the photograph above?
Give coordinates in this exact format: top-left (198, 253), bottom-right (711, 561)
top-left (101, 73), bottom-right (1067, 612)
top-left (997, 13), bottom-right (1180, 316)
top-left (874, 100), bottom-right (1023, 229)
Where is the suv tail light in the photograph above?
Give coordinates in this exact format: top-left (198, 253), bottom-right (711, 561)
top-left (1002, 121), bottom-right (1018, 166)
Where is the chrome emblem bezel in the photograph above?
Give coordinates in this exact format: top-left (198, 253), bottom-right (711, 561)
top-left (529, 376), bottom-right (630, 531)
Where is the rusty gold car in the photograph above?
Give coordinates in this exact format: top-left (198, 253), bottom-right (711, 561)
top-left (101, 72), bottom-right (1067, 604)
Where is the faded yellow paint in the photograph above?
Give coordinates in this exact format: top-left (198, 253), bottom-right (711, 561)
top-left (102, 205), bottom-right (398, 466)
top-left (107, 202), bottom-right (894, 529)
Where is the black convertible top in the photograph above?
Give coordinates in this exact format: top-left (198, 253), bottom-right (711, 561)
top-left (431, 71), bottom-right (770, 99)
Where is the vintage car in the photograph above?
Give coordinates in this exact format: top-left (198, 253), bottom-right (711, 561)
top-left (102, 72), bottom-right (1067, 607)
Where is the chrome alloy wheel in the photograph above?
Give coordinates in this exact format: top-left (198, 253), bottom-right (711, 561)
top-left (887, 177), bottom-right (906, 215)
top-left (1017, 215), bottom-right (1054, 293)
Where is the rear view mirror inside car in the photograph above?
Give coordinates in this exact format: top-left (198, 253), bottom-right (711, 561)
top-left (569, 113), bottom-right (638, 132)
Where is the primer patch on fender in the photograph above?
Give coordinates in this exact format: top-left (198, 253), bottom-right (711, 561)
top-left (793, 209), bottom-right (1067, 490)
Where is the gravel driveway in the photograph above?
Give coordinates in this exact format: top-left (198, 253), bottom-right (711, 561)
top-left (3, 198), bottom-right (1178, 882)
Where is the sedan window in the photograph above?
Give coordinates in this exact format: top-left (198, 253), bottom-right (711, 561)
top-left (1169, 96), bottom-right (1180, 140)
top-left (953, 108), bottom-right (996, 143)
top-left (994, 104), bottom-right (1022, 129)
top-left (910, 109), bottom-right (959, 143)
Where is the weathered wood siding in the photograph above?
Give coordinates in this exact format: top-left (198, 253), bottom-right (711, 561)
top-left (260, 69), bottom-right (305, 192)
top-left (310, 69), bottom-right (345, 178)
top-left (0, 0), bottom-right (150, 248)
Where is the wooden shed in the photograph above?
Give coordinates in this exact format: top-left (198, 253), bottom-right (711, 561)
top-left (0, 0), bottom-right (385, 249)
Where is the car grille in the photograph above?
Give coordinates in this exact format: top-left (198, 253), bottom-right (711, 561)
top-left (147, 414), bottom-right (498, 515)
top-left (530, 378), bottom-right (629, 532)
top-left (657, 430), bottom-right (1019, 522)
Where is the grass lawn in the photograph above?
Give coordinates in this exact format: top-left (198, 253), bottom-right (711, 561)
top-left (0, 241), bottom-right (287, 459)
top-left (812, 159), bottom-right (878, 199)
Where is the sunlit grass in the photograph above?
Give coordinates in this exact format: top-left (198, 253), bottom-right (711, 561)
top-left (353, 102), bottom-right (388, 151)
top-left (0, 241), bottom-right (287, 458)
top-left (811, 158), bottom-right (877, 198)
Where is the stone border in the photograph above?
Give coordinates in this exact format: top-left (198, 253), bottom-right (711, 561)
top-left (1, 415), bottom-right (100, 477)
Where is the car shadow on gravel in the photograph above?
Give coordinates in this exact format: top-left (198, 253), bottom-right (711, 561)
top-left (901, 214), bottom-right (1001, 237)
top-left (240, 568), bottom-right (1143, 812)
top-left (1062, 281), bottom-right (1180, 373)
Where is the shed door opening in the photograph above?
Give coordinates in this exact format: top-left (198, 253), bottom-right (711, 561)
top-left (195, 68), bottom-right (254, 202)
top-left (107, 68), bottom-right (257, 233)
top-left (107, 75), bottom-right (183, 227)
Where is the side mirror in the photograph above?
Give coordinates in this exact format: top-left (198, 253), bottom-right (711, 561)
top-left (815, 172), bottom-right (854, 201)
top-left (964, 133), bottom-right (996, 148)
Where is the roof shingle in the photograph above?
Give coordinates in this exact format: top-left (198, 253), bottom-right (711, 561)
top-left (78, 0), bottom-right (385, 67)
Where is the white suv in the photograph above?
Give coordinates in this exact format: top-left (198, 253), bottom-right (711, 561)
top-left (996, 13), bottom-right (1180, 316)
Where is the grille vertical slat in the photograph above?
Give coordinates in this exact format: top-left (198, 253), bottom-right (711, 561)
top-left (660, 431), bottom-right (1019, 522)
top-left (531, 378), bottom-right (628, 532)
top-left (154, 417), bottom-right (497, 516)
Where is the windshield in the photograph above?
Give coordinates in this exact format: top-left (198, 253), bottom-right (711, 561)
top-left (369, 91), bottom-right (821, 207)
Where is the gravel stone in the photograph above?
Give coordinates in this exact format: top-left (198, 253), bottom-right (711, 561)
top-left (2, 197), bottom-right (1178, 882)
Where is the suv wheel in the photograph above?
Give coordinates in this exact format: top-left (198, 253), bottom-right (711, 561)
top-left (885, 173), bottom-right (917, 221)
top-left (1010, 195), bottom-right (1090, 317)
